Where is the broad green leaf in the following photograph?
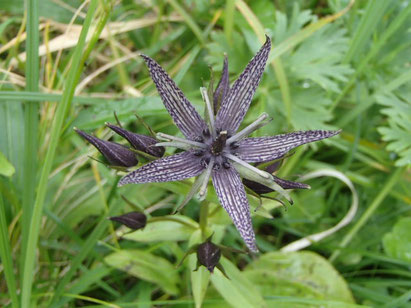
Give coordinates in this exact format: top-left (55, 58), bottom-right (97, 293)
top-left (383, 217), bottom-right (411, 263)
top-left (0, 150), bottom-right (15, 177)
top-left (188, 230), bottom-right (210, 308)
top-left (210, 257), bottom-right (265, 308)
top-left (104, 249), bottom-right (179, 295)
top-left (124, 215), bottom-right (198, 243)
top-left (244, 251), bottom-right (355, 304)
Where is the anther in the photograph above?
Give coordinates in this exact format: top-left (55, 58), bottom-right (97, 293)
top-left (194, 150), bottom-right (205, 157)
top-left (202, 128), bottom-right (210, 137)
top-left (195, 136), bottom-right (204, 142)
top-left (201, 157), bottom-right (211, 167)
top-left (222, 161), bottom-right (231, 169)
top-left (213, 163), bottom-right (221, 171)
top-left (230, 142), bottom-right (239, 149)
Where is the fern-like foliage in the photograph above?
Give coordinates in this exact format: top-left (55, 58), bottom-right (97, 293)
top-left (376, 91), bottom-right (411, 166)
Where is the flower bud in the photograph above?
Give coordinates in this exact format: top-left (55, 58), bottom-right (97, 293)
top-left (106, 123), bottom-right (165, 158)
top-left (109, 211), bottom-right (147, 230)
top-left (197, 238), bottom-right (221, 273)
top-left (74, 128), bottom-right (138, 167)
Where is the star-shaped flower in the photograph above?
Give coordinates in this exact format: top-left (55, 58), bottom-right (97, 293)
top-left (119, 36), bottom-right (340, 252)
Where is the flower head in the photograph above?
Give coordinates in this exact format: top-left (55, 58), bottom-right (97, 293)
top-left (118, 36), bottom-right (340, 252)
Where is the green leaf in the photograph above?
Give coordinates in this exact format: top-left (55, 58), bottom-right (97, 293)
top-left (376, 92), bottom-right (411, 166)
top-left (286, 25), bottom-right (353, 93)
top-left (210, 257), bottom-right (265, 308)
top-left (383, 217), bottom-right (411, 263)
top-left (0, 150), bottom-right (15, 177)
top-left (124, 215), bottom-right (198, 243)
top-left (272, 87), bottom-right (336, 130)
top-left (104, 249), bottom-right (179, 295)
top-left (244, 251), bottom-right (355, 304)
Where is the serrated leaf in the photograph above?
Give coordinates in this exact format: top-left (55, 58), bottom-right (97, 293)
top-left (286, 25), bottom-right (353, 93)
top-left (383, 217), bottom-right (411, 263)
top-left (272, 87), bottom-right (336, 130)
top-left (104, 249), bottom-right (179, 295)
top-left (124, 215), bottom-right (198, 243)
top-left (244, 251), bottom-right (355, 304)
top-left (376, 93), bottom-right (411, 166)
top-left (0, 150), bottom-right (15, 177)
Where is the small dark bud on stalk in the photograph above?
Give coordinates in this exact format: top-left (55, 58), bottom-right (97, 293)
top-left (106, 123), bottom-right (165, 158)
top-left (196, 237), bottom-right (221, 273)
top-left (109, 211), bottom-right (147, 230)
top-left (74, 128), bottom-right (138, 167)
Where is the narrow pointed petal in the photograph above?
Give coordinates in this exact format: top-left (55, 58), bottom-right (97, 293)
top-left (211, 167), bottom-right (258, 252)
top-left (118, 151), bottom-right (204, 186)
top-left (106, 123), bottom-right (165, 157)
top-left (75, 128), bottom-right (138, 167)
top-left (272, 176), bottom-right (310, 190)
top-left (141, 55), bottom-right (208, 140)
top-left (216, 36), bottom-right (271, 134)
top-left (236, 130), bottom-right (341, 163)
top-left (243, 176), bottom-right (309, 195)
top-left (213, 55), bottom-right (229, 114)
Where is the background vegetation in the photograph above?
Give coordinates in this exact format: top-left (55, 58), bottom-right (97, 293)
top-left (0, 0), bottom-right (410, 307)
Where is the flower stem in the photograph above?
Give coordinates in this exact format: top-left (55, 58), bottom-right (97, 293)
top-left (199, 201), bottom-right (209, 241)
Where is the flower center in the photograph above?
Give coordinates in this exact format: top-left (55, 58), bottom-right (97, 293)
top-left (211, 131), bottom-right (227, 155)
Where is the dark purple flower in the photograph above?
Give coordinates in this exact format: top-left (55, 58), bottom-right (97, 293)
top-left (74, 128), bottom-right (138, 168)
top-left (109, 211), bottom-right (147, 230)
top-left (106, 123), bottom-right (165, 158)
top-left (118, 36), bottom-right (340, 252)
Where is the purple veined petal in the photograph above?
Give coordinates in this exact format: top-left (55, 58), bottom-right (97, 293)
top-left (106, 123), bottom-right (165, 157)
top-left (118, 151), bottom-right (205, 186)
top-left (141, 55), bottom-right (208, 140)
top-left (213, 55), bottom-right (229, 115)
top-left (236, 130), bottom-right (341, 163)
top-left (211, 166), bottom-right (258, 252)
top-left (75, 128), bottom-right (138, 167)
top-left (215, 36), bottom-right (271, 134)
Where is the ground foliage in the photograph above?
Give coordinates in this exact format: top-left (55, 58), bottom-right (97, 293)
top-left (0, 0), bottom-right (410, 307)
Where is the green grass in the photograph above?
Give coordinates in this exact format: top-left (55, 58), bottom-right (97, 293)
top-left (0, 0), bottom-right (410, 307)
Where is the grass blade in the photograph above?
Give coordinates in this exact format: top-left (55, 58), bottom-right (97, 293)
top-left (21, 0), bottom-right (39, 285)
top-left (0, 196), bottom-right (19, 308)
top-left (20, 0), bottom-right (99, 306)
top-left (330, 167), bottom-right (405, 262)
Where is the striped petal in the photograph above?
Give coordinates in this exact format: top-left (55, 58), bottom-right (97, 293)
top-left (215, 36), bottom-right (271, 134)
top-left (236, 130), bottom-right (341, 163)
top-left (118, 151), bottom-right (204, 186)
top-left (213, 55), bottom-right (229, 114)
top-left (141, 55), bottom-right (208, 140)
top-left (212, 166), bottom-right (257, 252)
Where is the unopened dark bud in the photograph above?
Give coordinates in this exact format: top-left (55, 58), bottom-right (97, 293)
top-left (74, 128), bottom-right (138, 167)
top-left (197, 239), bottom-right (221, 273)
top-left (106, 123), bottom-right (165, 158)
top-left (109, 211), bottom-right (147, 230)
